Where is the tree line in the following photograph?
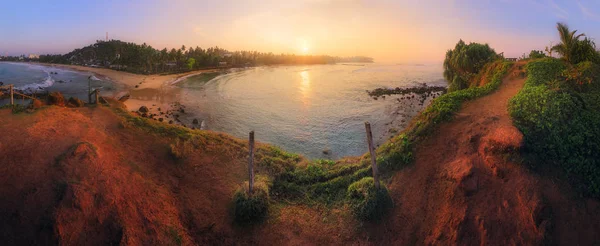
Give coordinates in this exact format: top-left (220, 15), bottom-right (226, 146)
top-left (15, 40), bottom-right (372, 74)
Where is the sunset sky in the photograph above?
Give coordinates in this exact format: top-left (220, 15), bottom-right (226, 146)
top-left (1, 0), bottom-right (600, 63)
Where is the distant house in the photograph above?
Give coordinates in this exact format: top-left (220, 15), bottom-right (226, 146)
top-left (505, 58), bottom-right (518, 62)
top-left (28, 54), bottom-right (39, 59)
top-left (109, 64), bottom-right (127, 70)
top-left (221, 53), bottom-right (233, 58)
top-left (218, 61), bottom-right (227, 67)
top-left (165, 62), bottom-right (177, 67)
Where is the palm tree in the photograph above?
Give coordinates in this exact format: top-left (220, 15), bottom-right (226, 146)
top-left (551, 22), bottom-right (585, 64)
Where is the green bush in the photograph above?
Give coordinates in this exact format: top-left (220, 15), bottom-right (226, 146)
top-left (232, 177), bottom-right (270, 224)
top-left (443, 40), bottom-right (499, 91)
top-left (528, 50), bottom-right (547, 60)
top-left (346, 177), bottom-right (393, 221)
top-left (563, 61), bottom-right (600, 92)
top-left (509, 58), bottom-right (600, 197)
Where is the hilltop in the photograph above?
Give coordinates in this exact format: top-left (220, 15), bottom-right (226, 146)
top-left (1, 61), bottom-right (599, 245)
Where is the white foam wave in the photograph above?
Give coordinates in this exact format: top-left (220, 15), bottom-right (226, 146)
top-left (16, 71), bottom-right (54, 91)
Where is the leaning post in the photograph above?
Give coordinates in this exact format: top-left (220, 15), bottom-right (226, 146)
top-left (248, 131), bottom-right (255, 194)
top-left (88, 76), bottom-right (92, 104)
top-left (365, 122), bottom-right (380, 189)
top-left (10, 84), bottom-right (14, 105)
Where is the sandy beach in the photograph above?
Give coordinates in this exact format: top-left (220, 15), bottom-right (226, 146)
top-left (39, 63), bottom-right (219, 90)
top-left (32, 63), bottom-right (220, 124)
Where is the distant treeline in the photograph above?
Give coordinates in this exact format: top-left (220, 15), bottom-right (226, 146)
top-left (4, 40), bottom-right (373, 74)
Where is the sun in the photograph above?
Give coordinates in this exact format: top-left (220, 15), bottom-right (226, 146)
top-left (299, 39), bottom-right (310, 54)
top-left (302, 46), bottom-right (309, 54)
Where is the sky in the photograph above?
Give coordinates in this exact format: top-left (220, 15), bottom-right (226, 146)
top-left (1, 0), bottom-right (600, 63)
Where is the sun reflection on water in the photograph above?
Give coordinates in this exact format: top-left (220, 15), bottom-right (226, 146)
top-left (299, 70), bottom-right (311, 107)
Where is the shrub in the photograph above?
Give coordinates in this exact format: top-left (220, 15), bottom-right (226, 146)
top-left (443, 40), bottom-right (499, 91)
top-left (67, 97), bottom-right (85, 107)
top-left (47, 92), bottom-right (65, 106)
top-left (346, 177), bottom-right (393, 221)
top-left (563, 61), bottom-right (600, 92)
top-left (169, 138), bottom-right (194, 160)
top-left (509, 58), bottom-right (600, 197)
top-left (528, 50), bottom-right (547, 60)
top-left (232, 177), bottom-right (270, 224)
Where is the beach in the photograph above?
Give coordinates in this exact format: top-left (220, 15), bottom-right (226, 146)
top-left (32, 63), bottom-right (220, 123)
top-left (38, 63), bottom-right (219, 90)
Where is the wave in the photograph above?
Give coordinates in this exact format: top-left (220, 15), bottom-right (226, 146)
top-left (16, 71), bottom-right (54, 91)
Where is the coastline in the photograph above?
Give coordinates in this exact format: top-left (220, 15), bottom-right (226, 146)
top-left (20, 62), bottom-right (220, 127)
top-left (28, 62), bottom-right (219, 90)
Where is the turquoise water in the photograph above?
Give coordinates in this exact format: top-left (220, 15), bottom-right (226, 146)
top-left (176, 64), bottom-right (445, 159)
top-left (0, 62), bottom-right (123, 102)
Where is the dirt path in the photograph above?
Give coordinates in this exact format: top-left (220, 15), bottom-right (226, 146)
top-left (369, 63), bottom-right (600, 245)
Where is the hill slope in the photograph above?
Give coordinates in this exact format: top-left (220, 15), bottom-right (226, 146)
top-left (370, 63), bottom-right (600, 245)
top-left (0, 64), bottom-right (599, 245)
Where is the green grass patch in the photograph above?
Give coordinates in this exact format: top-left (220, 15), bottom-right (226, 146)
top-left (232, 175), bottom-right (271, 224)
top-left (346, 177), bottom-right (393, 221)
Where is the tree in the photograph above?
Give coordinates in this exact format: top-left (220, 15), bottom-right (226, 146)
top-left (528, 50), bottom-right (546, 59)
top-left (551, 22), bottom-right (585, 64)
top-left (186, 58), bottom-right (196, 70)
top-left (443, 40), bottom-right (498, 91)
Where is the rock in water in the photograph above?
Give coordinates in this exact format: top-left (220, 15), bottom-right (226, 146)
top-left (139, 106), bottom-right (149, 113)
top-left (192, 119), bottom-right (199, 125)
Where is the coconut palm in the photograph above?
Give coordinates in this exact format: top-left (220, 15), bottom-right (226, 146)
top-left (551, 22), bottom-right (585, 64)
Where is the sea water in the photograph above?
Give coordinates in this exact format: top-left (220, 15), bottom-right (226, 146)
top-left (175, 63), bottom-right (445, 159)
top-left (0, 62), bottom-right (123, 103)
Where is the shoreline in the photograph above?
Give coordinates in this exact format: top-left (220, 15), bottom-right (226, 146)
top-left (28, 62), bottom-right (220, 90)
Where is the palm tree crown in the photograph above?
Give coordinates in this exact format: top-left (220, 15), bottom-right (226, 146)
top-left (551, 22), bottom-right (585, 63)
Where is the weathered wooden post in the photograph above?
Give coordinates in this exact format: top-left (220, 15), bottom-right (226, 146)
top-left (88, 76), bottom-right (92, 104)
top-left (9, 84), bottom-right (14, 105)
top-left (365, 122), bottom-right (380, 189)
top-left (248, 131), bottom-right (255, 194)
top-left (95, 89), bottom-right (99, 104)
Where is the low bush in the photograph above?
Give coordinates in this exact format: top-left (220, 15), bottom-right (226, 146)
top-left (47, 92), bottom-right (65, 106)
top-left (509, 58), bottom-right (600, 197)
top-left (232, 176), bottom-right (270, 224)
top-left (346, 177), bottom-right (393, 221)
top-left (169, 138), bottom-right (194, 160)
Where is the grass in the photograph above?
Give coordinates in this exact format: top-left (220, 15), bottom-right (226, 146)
top-left (104, 61), bottom-right (513, 222)
top-left (0, 104), bottom-right (29, 114)
top-left (346, 177), bottom-right (393, 221)
top-left (232, 175), bottom-right (271, 224)
top-left (509, 58), bottom-right (600, 197)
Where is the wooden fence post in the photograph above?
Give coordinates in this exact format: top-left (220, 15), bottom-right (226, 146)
top-left (365, 122), bottom-right (380, 189)
top-left (10, 84), bottom-right (14, 105)
top-left (88, 76), bottom-right (92, 104)
top-left (95, 89), bottom-right (99, 104)
top-left (248, 131), bottom-right (255, 194)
